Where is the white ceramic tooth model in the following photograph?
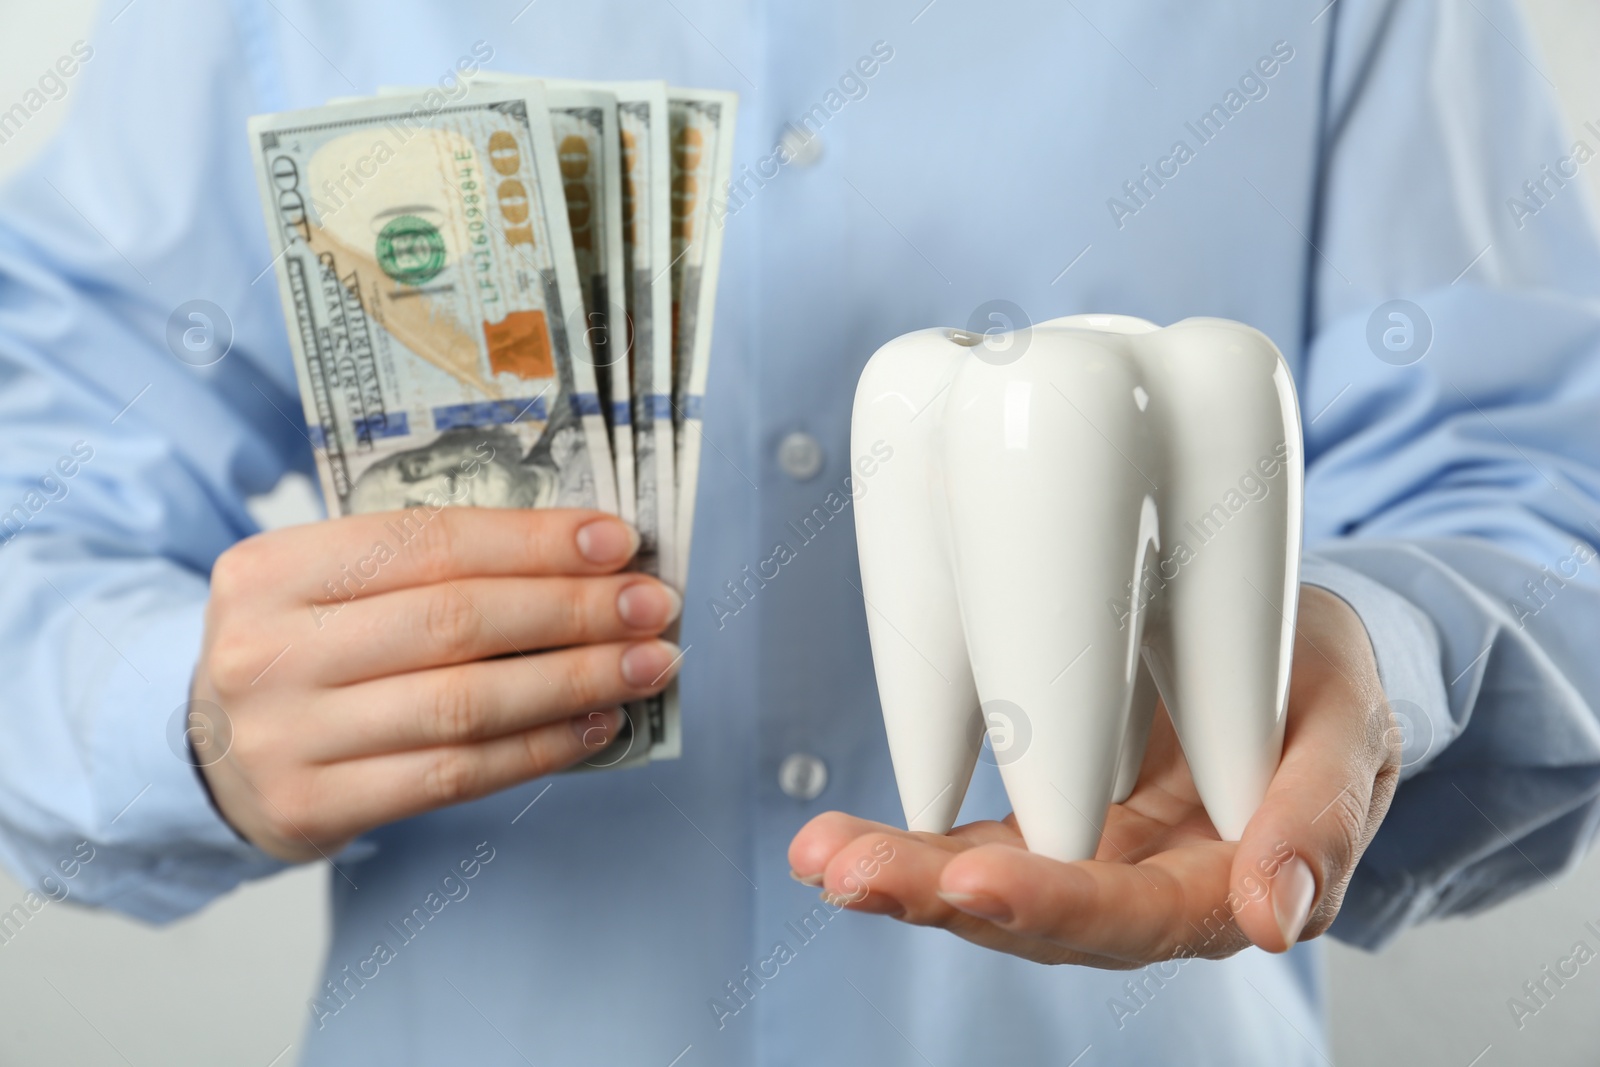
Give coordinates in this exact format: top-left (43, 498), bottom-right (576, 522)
top-left (852, 314), bottom-right (1303, 863)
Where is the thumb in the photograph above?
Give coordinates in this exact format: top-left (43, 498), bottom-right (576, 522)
top-left (1226, 635), bottom-right (1397, 952)
top-left (1229, 740), bottom-right (1369, 952)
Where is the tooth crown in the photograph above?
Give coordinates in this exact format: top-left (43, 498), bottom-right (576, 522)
top-left (852, 314), bottom-right (1303, 862)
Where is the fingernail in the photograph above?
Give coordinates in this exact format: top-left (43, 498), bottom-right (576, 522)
top-left (620, 640), bottom-right (681, 689)
top-left (617, 581), bottom-right (682, 629)
top-left (790, 869), bottom-right (824, 887)
top-left (576, 519), bottom-right (638, 565)
top-left (936, 890), bottom-right (1013, 924)
top-left (572, 707), bottom-right (623, 749)
top-left (1272, 858), bottom-right (1316, 948)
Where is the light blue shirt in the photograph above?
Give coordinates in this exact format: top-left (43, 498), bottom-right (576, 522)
top-left (3, 0), bottom-right (1600, 1063)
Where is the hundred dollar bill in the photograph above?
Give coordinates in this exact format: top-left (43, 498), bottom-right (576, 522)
top-left (643, 87), bottom-right (738, 764)
top-left (548, 87), bottom-right (635, 528)
top-left (305, 83), bottom-right (656, 767)
top-left (668, 88), bottom-right (738, 590)
top-left (463, 78), bottom-right (637, 528)
top-left (247, 86), bottom-right (618, 523)
top-left (381, 79), bottom-right (637, 525)
top-left (475, 79), bottom-right (654, 769)
top-left (534, 79), bottom-right (677, 589)
top-left (605, 81), bottom-right (677, 758)
top-left (395, 75), bottom-right (681, 758)
top-left (531, 78), bottom-right (679, 759)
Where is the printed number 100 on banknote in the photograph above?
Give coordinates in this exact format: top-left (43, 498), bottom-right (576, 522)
top-left (248, 88), bottom-right (618, 520)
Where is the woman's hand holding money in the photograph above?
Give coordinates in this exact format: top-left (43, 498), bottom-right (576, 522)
top-left (188, 508), bottom-right (681, 862)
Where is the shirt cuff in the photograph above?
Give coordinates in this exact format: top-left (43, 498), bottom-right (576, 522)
top-left (86, 589), bottom-right (285, 922)
top-left (1299, 551), bottom-right (1455, 778)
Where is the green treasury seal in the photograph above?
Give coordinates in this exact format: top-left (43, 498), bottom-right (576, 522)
top-left (375, 215), bottom-right (447, 286)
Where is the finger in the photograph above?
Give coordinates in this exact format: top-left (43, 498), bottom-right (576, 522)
top-left (313, 708), bottom-right (631, 833)
top-left (788, 813), bottom-right (1016, 907)
top-left (824, 828), bottom-right (958, 916)
top-left (303, 574), bottom-right (682, 683)
top-left (937, 841), bottom-right (1243, 963)
top-left (788, 812), bottom-right (979, 885)
top-left (1228, 699), bottom-right (1394, 952)
top-left (818, 823), bottom-right (1023, 917)
top-left (1230, 590), bottom-right (1398, 953)
top-left (946, 818), bottom-right (1025, 848)
top-left (817, 827), bottom-right (1146, 968)
top-left (218, 508), bottom-right (640, 604)
top-left (300, 638), bottom-right (683, 760)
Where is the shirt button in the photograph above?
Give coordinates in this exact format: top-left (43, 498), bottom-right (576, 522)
top-left (780, 125), bottom-right (823, 168)
top-left (777, 431), bottom-right (824, 481)
top-left (778, 753), bottom-right (829, 801)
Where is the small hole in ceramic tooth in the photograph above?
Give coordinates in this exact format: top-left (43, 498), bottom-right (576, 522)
top-left (947, 328), bottom-right (983, 347)
top-left (1133, 385), bottom-right (1150, 411)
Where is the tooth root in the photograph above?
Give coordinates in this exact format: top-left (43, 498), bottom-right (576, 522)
top-left (1112, 655), bottom-right (1159, 804)
top-left (939, 332), bottom-right (1155, 862)
top-left (853, 330), bottom-right (983, 835)
top-left (1140, 320), bottom-right (1303, 840)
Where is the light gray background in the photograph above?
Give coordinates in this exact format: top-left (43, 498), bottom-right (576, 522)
top-left (1, 3), bottom-right (1598, 1064)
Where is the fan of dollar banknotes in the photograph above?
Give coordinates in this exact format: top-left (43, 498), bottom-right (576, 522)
top-left (247, 77), bottom-right (737, 769)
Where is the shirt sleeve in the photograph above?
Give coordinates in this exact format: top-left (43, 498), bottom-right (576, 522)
top-left (1298, 0), bottom-right (1600, 948)
top-left (0, 0), bottom-right (305, 921)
